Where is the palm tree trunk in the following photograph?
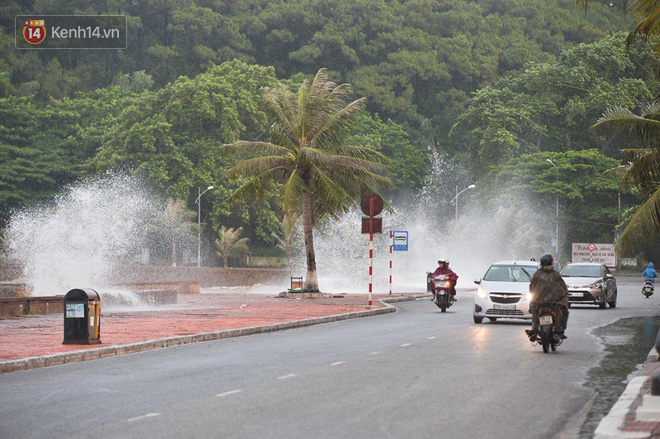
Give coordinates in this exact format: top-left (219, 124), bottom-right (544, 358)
top-left (172, 236), bottom-right (177, 267)
top-left (301, 187), bottom-right (319, 291)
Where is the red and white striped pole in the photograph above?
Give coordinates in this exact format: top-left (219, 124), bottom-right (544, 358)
top-left (368, 197), bottom-right (374, 306)
top-left (368, 231), bottom-right (373, 306)
top-left (389, 230), bottom-right (393, 296)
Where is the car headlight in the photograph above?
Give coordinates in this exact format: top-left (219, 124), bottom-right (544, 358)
top-left (526, 292), bottom-right (533, 301)
top-left (477, 286), bottom-right (487, 299)
top-left (589, 282), bottom-right (603, 289)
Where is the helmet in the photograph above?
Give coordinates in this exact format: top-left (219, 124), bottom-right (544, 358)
top-left (540, 253), bottom-right (554, 267)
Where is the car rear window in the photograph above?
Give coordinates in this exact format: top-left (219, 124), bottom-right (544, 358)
top-left (561, 265), bottom-right (602, 278)
top-left (484, 265), bottom-right (537, 282)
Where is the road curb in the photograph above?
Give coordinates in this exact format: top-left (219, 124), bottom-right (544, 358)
top-left (0, 295), bottom-right (419, 374)
top-left (594, 375), bottom-right (649, 439)
top-left (593, 347), bottom-right (658, 439)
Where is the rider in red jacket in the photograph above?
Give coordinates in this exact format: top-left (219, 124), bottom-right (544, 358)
top-left (431, 259), bottom-right (458, 301)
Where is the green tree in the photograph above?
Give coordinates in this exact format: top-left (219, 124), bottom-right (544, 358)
top-left (347, 112), bottom-right (429, 190)
top-left (0, 96), bottom-right (79, 227)
top-left (215, 225), bottom-right (249, 267)
top-left (487, 149), bottom-right (621, 259)
top-left (224, 69), bottom-right (393, 292)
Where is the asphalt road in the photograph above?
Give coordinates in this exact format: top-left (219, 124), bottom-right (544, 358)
top-left (1, 275), bottom-right (658, 439)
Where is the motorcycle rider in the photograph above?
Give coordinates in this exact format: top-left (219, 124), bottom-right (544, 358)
top-left (525, 253), bottom-right (569, 342)
top-left (430, 259), bottom-right (459, 301)
top-left (643, 262), bottom-right (657, 283)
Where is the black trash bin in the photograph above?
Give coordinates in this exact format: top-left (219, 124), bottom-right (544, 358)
top-left (63, 288), bottom-right (101, 345)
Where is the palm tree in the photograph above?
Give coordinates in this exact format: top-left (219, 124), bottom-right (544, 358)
top-left (592, 102), bottom-right (660, 252)
top-left (153, 198), bottom-right (197, 267)
top-left (215, 225), bottom-right (249, 267)
top-left (271, 215), bottom-right (299, 268)
top-left (223, 68), bottom-right (393, 291)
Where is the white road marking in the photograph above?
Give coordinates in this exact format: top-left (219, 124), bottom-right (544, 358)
top-left (216, 390), bottom-right (242, 397)
top-left (278, 374), bottom-right (297, 380)
top-left (401, 343), bottom-right (412, 347)
top-left (127, 413), bottom-right (161, 422)
top-left (369, 351), bottom-right (379, 355)
top-left (428, 336), bottom-right (437, 340)
top-left (331, 361), bottom-right (345, 366)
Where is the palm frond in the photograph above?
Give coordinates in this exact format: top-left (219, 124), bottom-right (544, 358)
top-left (227, 168), bottom-right (282, 203)
top-left (617, 187), bottom-right (660, 253)
top-left (281, 169), bottom-right (304, 220)
top-left (629, 0), bottom-right (660, 35)
top-left (309, 166), bottom-right (352, 214)
top-left (222, 141), bottom-right (292, 156)
top-left (593, 105), bottom-right (660, 146)
top-left (332, 145), bottom-right (392, 163)
top-left (226, 155), bottom-right (292, 180)
top-left (298, 146), bottom-right (391, 175)
top-left (310, 98), bottom-right (367, 147)
top-left (622, 148), bottom-right (660, 194)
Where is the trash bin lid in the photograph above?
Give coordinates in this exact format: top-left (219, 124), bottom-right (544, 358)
top-left (64, 288), bottom-right (100, 302)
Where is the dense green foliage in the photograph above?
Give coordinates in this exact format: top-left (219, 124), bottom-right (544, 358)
top-left (479, 149), bottom-right (624, 261)
top-left (1, 0), bottom-right (656, 260)
top-left (2, 0), bottom-right (630, 137)
top-left (451, 32), bottom-right (660, 173)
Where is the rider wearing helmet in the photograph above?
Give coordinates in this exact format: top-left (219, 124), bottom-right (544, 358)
top-left (525, 253), bottom-right (569, 341)
top-left (431, 259), bottom-right (459, 301)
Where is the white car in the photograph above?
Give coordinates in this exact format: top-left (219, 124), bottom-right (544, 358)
top-left (473, 260), bottom-right (538, 324)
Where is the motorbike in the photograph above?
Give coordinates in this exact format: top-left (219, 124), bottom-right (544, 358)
top-left (430, 274), bottom-right (454, 312)
top-left (642, 279), bottom-right (655, 298)
top-left (529, 303), bottom-right (564, 353)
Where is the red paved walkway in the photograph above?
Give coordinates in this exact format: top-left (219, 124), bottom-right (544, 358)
top-left (0, 293), bottom-right (394, 361)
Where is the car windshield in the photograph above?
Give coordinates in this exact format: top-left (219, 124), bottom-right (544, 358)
top-left (483, 265), bottom-right (537, 282)
top-left (561, 265), bottom-right (602, 278)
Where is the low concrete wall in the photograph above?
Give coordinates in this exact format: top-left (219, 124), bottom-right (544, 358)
top-left (0, 296), bottom-right (64, 317)
top-left (118, 281), bottom-right (201, 294)
top-left (109, 265), bottom-right (292, 288)
top-left (0, 263), bottom-right (294, 294)
top-left (0, 287), bottom-right (181, 317)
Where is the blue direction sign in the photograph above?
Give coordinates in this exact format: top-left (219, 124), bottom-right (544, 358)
top-left (393, 231), bottom-right (408, 251)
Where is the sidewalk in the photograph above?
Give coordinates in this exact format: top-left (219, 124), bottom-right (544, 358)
top-left (0, 292), bottom-right (416, 373)
top-left (2, 290), bottom-right (660, 438)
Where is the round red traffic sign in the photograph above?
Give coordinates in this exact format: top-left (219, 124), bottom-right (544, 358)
top-left (588, 243), bottom-right (596, 251)
top-left (360, 193), bottom-right (384, 216)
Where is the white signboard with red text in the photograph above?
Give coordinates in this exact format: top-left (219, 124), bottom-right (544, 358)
top-left (571, 243), bottom-right (616, 268)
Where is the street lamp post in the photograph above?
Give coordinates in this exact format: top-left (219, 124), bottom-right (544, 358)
top-left (546, 159), bottom-right (559, 264)
top-left (451, 184), bottom-right (476, 223)
top-left (195, 186), bottom-right (214, 268)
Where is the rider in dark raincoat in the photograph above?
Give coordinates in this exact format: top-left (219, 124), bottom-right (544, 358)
top-left (526, 253), bottom-right (569, 341)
